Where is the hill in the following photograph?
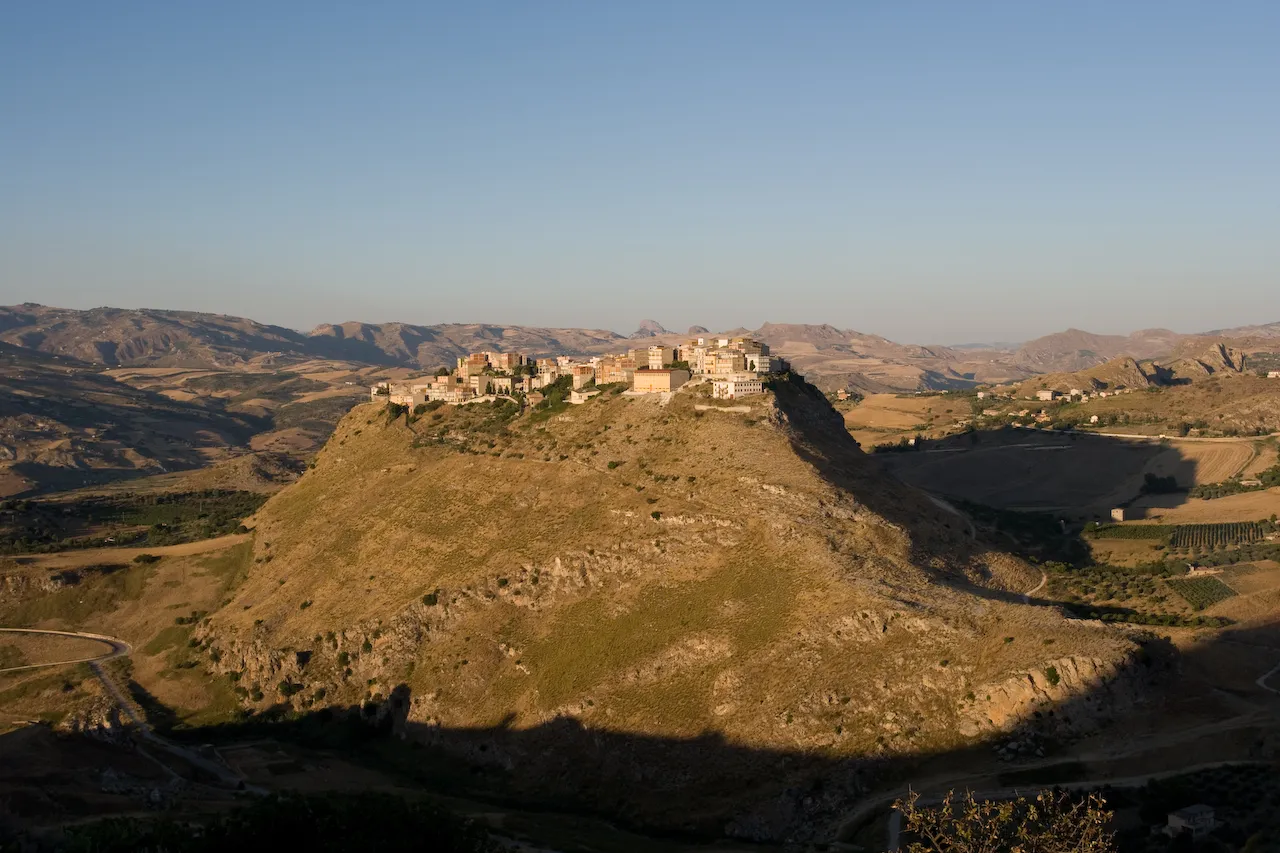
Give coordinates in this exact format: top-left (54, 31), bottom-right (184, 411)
top-left (193, 378), bottom-right (1140, 837)
top-left (1015, 356), bottom-right (1158, 396)
top-left (0, 342), bottom-right (267, 496)
top-left (1010, 328), bottom-right (1184, 373)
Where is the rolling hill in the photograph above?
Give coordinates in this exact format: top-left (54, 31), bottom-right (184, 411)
top-left (193, 378), bottom-right (1142, 838)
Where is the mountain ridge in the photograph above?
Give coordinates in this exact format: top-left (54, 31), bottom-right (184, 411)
top-left (3, 303), bottom-right (1277, 391)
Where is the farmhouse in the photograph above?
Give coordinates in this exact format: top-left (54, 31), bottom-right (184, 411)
top-left (1165, 804), bottom-right (1216, 838)
top-left (632, 368), bottom-right (690, 394)
top-left (1036, 390), bottom-right (1059, 402)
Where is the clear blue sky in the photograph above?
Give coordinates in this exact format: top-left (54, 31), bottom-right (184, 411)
top-left (3, 2), bottom-right (1278, 344)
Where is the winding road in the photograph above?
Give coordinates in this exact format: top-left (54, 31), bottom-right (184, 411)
top-left (0, 627), bottom-right (131, 674)
top-left (0, 626), bottom-right (254, 791)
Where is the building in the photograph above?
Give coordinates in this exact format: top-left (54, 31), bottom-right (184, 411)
top-left (1269, 371), bottom-right (1280, 379)
top-left (569, 388), bottom-right (601, 404)
top-left (632, 368), bottom-right (690, 394)
top-left (711, 374), bottom-right (763, 399)
top-left (645, 345), bottom-right (675, 369)
top-left (1090, 415), bottom-right (1099, 423)
top-left (982, 408), bottom-right (1001, 417)
top-left (491, 352), bottom-right (525, 371)
top-left (1165, 805), bottom-right (1216, 838)
top-left (1110, 508), bottom-right (1126, 522)
top-left (1036, 390), bottom-right (1059, 402)
top-left (708, 349), bottom-right (747, 375)
top-left (976, 391), bottom-right (986, 400)
top-left (570, 364), bottom-right (596, 390)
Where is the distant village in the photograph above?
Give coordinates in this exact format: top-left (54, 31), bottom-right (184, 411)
top-left (371, 336), bottom-right (789, 408)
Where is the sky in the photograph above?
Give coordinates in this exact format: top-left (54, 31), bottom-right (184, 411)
top-left (2, 2), bottom-right (1278, 344)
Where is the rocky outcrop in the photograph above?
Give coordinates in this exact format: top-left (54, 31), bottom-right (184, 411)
top-left (960, 649), bottom-right (1162, 738)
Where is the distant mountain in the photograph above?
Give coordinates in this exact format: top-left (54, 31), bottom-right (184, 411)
top-left (0, 304), bottom-right (628, 371)
top-left (4, 303), bottom-right (1277, 393)
top-left (1010, 328), bottom-right (1184, 373)
top-left (687, 325), bottom-right (710, 335)
top-left (628, 319), bottom-right (671, 338)
top-left (1205, 320), bottom-right (1280, 339)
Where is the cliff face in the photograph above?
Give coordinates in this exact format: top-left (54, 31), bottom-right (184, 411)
top-left (194, 378), bottom-right (1143, 837)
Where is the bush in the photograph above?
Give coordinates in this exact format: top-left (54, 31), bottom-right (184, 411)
top-left (422, 591), bottom-right (438, 606)
top-left (1045, 665), bottom-right (1060, 687)
top-left (650, 511), bottom-right (662, 520)
top-left (607, 460), bottom-right (624, 469)
top-left (133, 553), bottom-right (161, 564)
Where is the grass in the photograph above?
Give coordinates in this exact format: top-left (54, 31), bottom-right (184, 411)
top-left (0, 561), bottom-right (157, 627)
top-left (143, 625), bottom-right (192, 656)
top-left (519, 543), bottom-right (795, 714)
top-left (0, 644), bottom-right (29, 669)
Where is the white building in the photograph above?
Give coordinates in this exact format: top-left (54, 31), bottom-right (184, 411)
top-left (711, 374), bottom-right (764, 399)
top-left (1035, 390), bottom-right (1058, 402)
top-left (1269, 370), bottom-right (1280, 379)
top-left (1165, 805), bottom-right (1216, 838)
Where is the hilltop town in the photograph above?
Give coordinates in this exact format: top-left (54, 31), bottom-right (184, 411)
top-left (370, 335), bottom-right (789, 407)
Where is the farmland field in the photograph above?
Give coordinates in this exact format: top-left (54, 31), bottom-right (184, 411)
top-left (1169, 521), bottom-right (1273, 550)
top-left (1130, 486), bottom-right (1280, 523)
top-left (880, 431), bottom-right (1165, 510)
top-left (1166, 576), bottom-right (1238, 610)
top-left (1139, 442), bottom-right (1253, 488)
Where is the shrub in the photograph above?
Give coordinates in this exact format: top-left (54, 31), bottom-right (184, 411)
top-left (299, 600), bottom-right (312, 609)
top-left (607, 460), bottom-right (624, 469)
top-left (422, 591), bottom-right (438, 606)
top-left (133, 553), bottom-right (161, 564)
top-left (650, 511), bottom-right (662, 520)
top-left (1045, 665), bottom-right (1060, 687)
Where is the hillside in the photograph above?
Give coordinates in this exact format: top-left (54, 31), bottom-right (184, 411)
top-left (194, 379), bottom-right (1140, 837)
top-left (1015, 356), bottom-right (1158, 396)
top-left (0, 342), bottom-right (267, 496)
top-left (1010, 328), bottom-right (1184, 373)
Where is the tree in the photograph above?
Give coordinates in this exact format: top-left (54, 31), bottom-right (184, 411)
top-left (894, 789), bottom-right (1115, 853)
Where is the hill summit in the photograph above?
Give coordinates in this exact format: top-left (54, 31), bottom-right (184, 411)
top-left (200, 378), bottom-right (1138, 837)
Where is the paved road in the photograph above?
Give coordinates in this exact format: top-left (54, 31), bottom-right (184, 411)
top-left (0, 626), bottom-right (254, 791)
top-left (0, 627), bottom-right (130, 674)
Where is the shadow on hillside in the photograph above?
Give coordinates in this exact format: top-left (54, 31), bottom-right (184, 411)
top-left (3, 617), bottom-right (1280, 848)
top-left (90, 626), bottom-right (1271, 847)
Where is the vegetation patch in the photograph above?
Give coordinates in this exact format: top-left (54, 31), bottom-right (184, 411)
top-left (1166, 576), bottom-right (1237, 611)
top-left (0, 491), bottom-right (265, 554)
top-left (1085, 524), bottom-right (1173, 541)
top-left (1169, 520), bottom-right (1275, 551)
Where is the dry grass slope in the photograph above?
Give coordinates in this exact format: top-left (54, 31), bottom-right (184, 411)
top-left (202, 383), bottom-right (1136, 778)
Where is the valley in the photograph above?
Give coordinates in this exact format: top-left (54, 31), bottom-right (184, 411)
top-left (3, 311), bottom-right (1280, 850)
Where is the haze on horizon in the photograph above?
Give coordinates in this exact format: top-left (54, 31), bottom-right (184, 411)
top-left (2, 1), bottom-right (1278, 345)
